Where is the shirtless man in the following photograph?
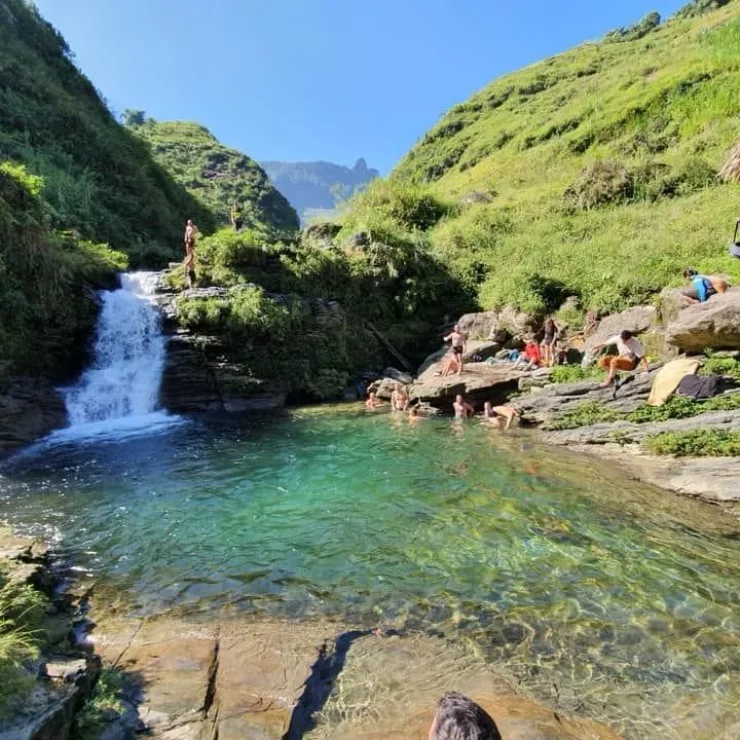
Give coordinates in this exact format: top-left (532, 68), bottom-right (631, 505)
top-left (453, 394), bottom-right (474, 419)
top-left (483, 401), bottom-right (520, 430)
top-left (365, 391), bottom-right (380, 410)
top-left (184, 219), bottom-right (198, 257)
top-left (391, 383), bottom-right (409, 412)
top-left (442, 324), bottom-right (467, 376)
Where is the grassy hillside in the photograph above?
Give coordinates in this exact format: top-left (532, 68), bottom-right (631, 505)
top-left (342, 0), bottom-right (740, 317)
top-left (0, 0), bottom-right (215, 265)
top-left (133, 120), bottom-right (299, 237)
top-left (261, 158), bottom-right (378, 224)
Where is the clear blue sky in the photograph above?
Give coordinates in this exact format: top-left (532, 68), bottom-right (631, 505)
top-left (36, 0), bottom-right (686, 173)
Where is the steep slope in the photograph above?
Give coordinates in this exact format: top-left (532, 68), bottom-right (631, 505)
top-left (344, 0), bottom-right (740, 316)
top-left (133, 120), bottom-right (299, 237)
top-left (0, 0), bottom-right (214, 263)
top-left (261, 158), bottom-right (378, 223)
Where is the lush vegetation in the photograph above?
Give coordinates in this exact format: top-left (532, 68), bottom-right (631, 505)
top-left (645, 428), bottom-right (740, 455)
top-left (0, 0), bottom-right (215, 265)
top-left (0, 164), bottom-right (125, 376)
top-left (261, 158), bottom-right (378, 224)
top-left (174, 222), bottom-right (473, 398)
top-left (0, 560), bottom-right (48, 719)
top-left (131, 119), bottom-right (299, 237)
top-left (548, 391), bottom-right (740, 430)
top-left (340, 1), bottom-right (740, 316)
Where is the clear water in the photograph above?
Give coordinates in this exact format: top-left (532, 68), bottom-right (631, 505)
top-left (2, 408), bottom-right (740, 738)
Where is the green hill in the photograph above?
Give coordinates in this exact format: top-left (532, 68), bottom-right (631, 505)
top-left (341, 0), bottom-right (740, 317)
top-left (0, 0), bottom-right (215, 264)
top-left (132, 119), bottom-right (299, 237)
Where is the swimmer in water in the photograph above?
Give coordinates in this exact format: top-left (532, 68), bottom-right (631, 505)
top-left (483, 401), bottom-right (520, 430)
top-left (365, 390), bottom-right (380, 410)
top-left (453, 394), bottom-right (474, 419)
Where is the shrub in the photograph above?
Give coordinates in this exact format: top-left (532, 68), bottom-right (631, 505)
top-left (700, 355), bottom-right (740, 381)
top-left (564, 161), bottom-right (633, 210)
top-left (645, 429), bottom-right (740, 456)
top-left (605, 12), bottom-right (661, 43)
top-left (674, 0), bottom-right (732, 20)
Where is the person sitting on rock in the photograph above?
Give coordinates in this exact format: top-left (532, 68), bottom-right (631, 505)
top-left (429, 692), bottom-right (502, 740)
top-left (513, 338), bottom-right (541, 371)
top-left (453, 394), bottom-right (475, 419)
top-left (592, 329), bottom-right (648, 387)
top-left (483, 401), bottom-right (520, 430)
top-left (442, 324), bottom-right (467, 376)
top-left (391, 383), bottom-right (409, 412)
top-left (682, 268), bottom-right (716, 304)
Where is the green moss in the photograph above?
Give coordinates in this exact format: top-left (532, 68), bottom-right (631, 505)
top-left (73, 667), bottom-right (127, 740)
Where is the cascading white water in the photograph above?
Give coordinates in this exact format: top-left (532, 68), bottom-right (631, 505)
top-left (61, 272), bottom-right (169, 433)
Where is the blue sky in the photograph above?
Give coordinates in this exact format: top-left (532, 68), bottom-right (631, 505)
top-left (36, 0), bottom-right (686, 173)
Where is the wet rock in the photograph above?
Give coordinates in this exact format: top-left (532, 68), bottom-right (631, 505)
top-left (0, 376), bottom-right (66, 454)
top-left (665, 289), bottom-right (740, 353)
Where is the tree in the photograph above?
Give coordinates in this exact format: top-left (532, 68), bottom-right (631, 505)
top-left (121, 109), bottom-right (146, 127)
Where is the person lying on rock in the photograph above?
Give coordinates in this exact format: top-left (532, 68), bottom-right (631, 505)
top-left (592, 330), bottom-right (648, 387)
top-left (482, 401), bottom-right (520, 429)
top-left (682, 268), bottom-right (716, 304)
top-left (442, 324), bottom-right (467, 376)
top-left (453, 394), bottom-right (475, 419)
top-left (429, 692), bottom-right (502, 740)
top-left (391, 383), bottom-right (409, 412)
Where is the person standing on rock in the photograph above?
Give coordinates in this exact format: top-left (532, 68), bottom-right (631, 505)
top-left (184, 219), bottom-right (198, 256)
top-left (429, 692), bottom-right (502, 740)
top-left (592, 329), bottom-right (648, 387)
top-left (443, 324), bottom-right (467, 376)
top-left (230, 203), bottom-right (244, 232)
top-left (541, 317), bottom-right (560, 367)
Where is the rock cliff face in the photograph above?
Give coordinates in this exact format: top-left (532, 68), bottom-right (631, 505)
top-left (150, 280), bottom-right (289, 413)
top-left (665, 289), bottom-right (740, 353)
top-left (0, 377), bottom-right (67, 454)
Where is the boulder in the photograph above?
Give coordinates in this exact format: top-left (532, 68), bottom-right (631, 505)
top-left (584, 305), bottom-right (657, 353)
top-left (302, 221), bottom-right (341, 246)
top-left (382, 368), bottom-right (414, 385)
top-left (0, 376), bottom-right (67, 454)
top-left (459, 190), bottom-right (494, 207)
top-left (418, 340), bottom-right (506, 375)
top-left (457, 308), bottom-right (535, 342)
top-left (665, 290), bottom-right (740, 353)
top-left (411, 363), bottom-right (535, 409)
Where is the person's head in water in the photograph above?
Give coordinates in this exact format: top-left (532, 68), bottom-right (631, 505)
top-left (620, 329), bottom-right (633, 341)
top-left (429, 692), bottom-right (502, 740)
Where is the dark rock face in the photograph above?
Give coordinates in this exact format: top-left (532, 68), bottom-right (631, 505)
top-left (0, 377), bottom-right (66, 454)
top-left (665, 289), bottom-right (740, 353)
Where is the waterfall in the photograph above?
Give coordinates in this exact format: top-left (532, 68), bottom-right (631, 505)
top-left (60, 272), bottom-right (174, 437)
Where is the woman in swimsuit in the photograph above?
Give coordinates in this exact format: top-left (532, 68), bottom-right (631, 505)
top-left (541, 317), bottom-right (559, 367)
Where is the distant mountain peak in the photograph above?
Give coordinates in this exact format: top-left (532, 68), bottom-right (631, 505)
top-left (261, 159), bottom-right (379, 224)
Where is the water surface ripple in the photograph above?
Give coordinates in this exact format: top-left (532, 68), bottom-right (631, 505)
top-left (2, 407), bottom-right (740, 737)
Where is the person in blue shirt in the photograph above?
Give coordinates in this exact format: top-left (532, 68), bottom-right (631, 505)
top-left (682, 269), bottom-right (716, 303)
